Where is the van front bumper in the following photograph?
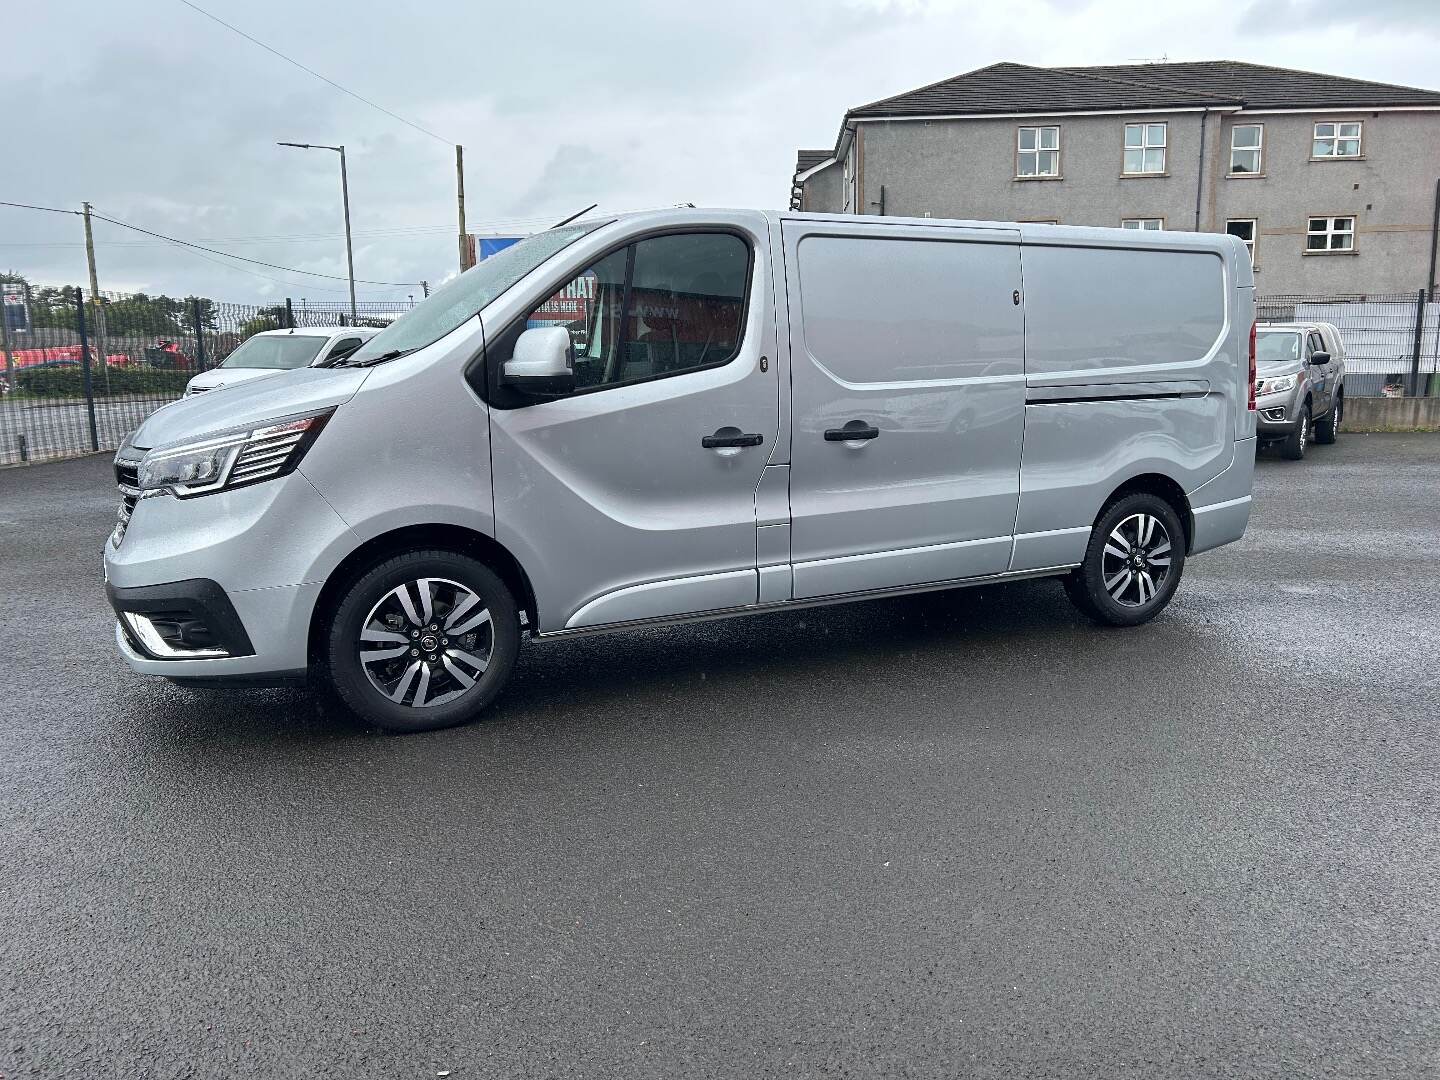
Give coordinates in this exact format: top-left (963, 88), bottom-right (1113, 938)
top-left (111, 578), bottom-right (319, 685)
top-left (104, 469), bottom-right (356, 685)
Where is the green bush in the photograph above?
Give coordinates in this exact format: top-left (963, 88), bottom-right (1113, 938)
top-left (10, 366), bottom-right (192, 399)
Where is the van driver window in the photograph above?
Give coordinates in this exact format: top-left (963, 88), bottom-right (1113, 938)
top-left (524, 232), bottom-right (749, 392)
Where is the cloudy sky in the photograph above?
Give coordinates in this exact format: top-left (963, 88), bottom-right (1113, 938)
top-left (3, 0), bottom-right (1437, 304)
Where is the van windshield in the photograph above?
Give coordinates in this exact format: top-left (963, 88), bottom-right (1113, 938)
top-left (219, 334), bottom-right (326, 370)
top-left (1256, 331), bottom-right (1301, 364)
top-left (339, 222), bottom-right (608, 366)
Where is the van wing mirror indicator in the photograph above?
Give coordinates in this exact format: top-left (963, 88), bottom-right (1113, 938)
top-left (502, 326), bottom-right (575, 395)
top-left (1309, 351), bottom-right (1330, 365)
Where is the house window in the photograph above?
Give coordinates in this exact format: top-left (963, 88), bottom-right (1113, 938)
top-left (1306, 216), bottom-right (1355, 252)
top-left (1121, 218), bottom-right (1163, 230)
top-left (1226, 219), bottom-right (1257, 263)
top-left (1123, 123), bottom-right (1167, 174)
top-left (1313, 121), bottom-right (1362, 158)
top-left (1017, 126), bottom-right (1060, 177)
top-left (1230, 125), bottom-right (1263, 174)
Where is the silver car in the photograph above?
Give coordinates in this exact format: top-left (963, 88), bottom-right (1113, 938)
top-left (106, 209), bottom-right (1256, 732)
top-left (184, 326), bottom-right (379, 397)
top-left (1254, 322), bottom-right (1346, 460)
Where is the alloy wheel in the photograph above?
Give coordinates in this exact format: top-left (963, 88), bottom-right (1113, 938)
top-left (358, 577), bottom-right (492, 708)
top-left (1100, 513), bottom-right (1173, 608)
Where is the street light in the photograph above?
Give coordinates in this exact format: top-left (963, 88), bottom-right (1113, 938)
top-left (278, 141), bottom-right (357, 323)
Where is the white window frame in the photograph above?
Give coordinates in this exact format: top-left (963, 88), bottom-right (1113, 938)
top-left (1121, 218), bottom-right (1164, 230)
top-left (1226, 219), bottom-right (1257, 264)
top-left (1312, 121), bottom-right (1362, 159)
top-left (1305, 215), bottom-right (1356, 253)
top-left (1016, 126), bottom-right (1060, 178)
top-left (1122, 122), bottom-right (1167, 175)
top-left (1229, 124), bottom-right (1263, 175)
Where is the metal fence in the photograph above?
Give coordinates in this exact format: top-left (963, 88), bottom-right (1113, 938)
top-left (0, 284), bottom-right (413, 466)
top-left (1256, 289), bottom-right (1439, 398)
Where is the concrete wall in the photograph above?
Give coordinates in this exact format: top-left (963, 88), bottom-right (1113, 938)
top-left (802, 160), bottom-right (842, 214)
top-left (799, 109), bottom-right (1440, 296)
top-left (857, 113), bottom-right (1207, 229)
top-left (1207, 112), bottom-right (1440, 295)
top-left (1342, 396), bottom-right (1440, 431)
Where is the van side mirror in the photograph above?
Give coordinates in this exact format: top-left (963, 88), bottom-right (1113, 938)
top-left (1309, 351), bottom-right (1330, 365)
top-left (502, 326), bottom-right (574, 395)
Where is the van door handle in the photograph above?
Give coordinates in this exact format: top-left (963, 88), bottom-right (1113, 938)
top-left (824, 423), bottom-right (880, 441)
top-left (701, 430), bottom-right (764, 449)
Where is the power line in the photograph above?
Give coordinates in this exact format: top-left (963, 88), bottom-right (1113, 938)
top-left (87, 208), bottom-right (422, 286)
top-left (1, 198), bottom-right (422, 287)
top-left (0, 200), bottom-right (79, 216)
top-left (177, 0), bottom-right (451, 145)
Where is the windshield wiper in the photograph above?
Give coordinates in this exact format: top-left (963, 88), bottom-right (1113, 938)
top-left (330, 347), bottom-right (416, 368)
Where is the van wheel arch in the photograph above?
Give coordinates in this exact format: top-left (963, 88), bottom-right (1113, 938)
top-left (1099, 474), bottom-right (1193, 554)
top-left (308, 525), bottom-right (538, 667)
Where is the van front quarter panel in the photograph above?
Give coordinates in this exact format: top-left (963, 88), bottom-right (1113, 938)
top-left (295, 314), bottom-right (497, 570)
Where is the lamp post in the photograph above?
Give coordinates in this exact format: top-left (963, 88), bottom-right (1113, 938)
top-left (278, 141), bottom-right (357, 323)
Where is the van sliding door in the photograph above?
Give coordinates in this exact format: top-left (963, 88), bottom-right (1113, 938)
top-left (781, 221), bottom-right (1025, 599)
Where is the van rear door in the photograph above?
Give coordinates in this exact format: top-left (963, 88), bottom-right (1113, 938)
top-left (781, 220), bottom-right (1025, 599)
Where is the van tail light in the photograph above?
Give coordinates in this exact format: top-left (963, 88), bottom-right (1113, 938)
top-left (1247, 320), bottom-right (1257, 411)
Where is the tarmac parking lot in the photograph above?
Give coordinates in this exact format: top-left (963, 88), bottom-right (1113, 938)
top-left (2, 434), bottom-right (1438, 1079)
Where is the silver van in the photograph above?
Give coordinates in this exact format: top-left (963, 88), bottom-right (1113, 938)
top-left (106, 209), bottom-right (1257, 732)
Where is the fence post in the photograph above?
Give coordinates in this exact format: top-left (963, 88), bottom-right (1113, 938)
top-left (1410, 287), bottom-right (1427, 398)
top-left (191, 297), bottom-right (207, 371)
top-left (285, 297), bottom-right (295, 329)
top-left (0, 283), bottom-right (14, 389)
top-left (74, 287), bottom-right (100, 452)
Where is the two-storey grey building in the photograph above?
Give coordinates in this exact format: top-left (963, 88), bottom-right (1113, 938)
top-left (792, 61), bottom-right (1440, 296)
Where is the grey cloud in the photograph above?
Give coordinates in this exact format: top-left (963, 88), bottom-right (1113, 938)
top-left (1240, 0), bottom-right (1440, 32)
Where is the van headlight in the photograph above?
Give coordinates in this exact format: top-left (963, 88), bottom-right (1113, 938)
top-left (1256, 373), bottom-right (1297, 396)
top-left (136, 409), bottom-right (333, 498)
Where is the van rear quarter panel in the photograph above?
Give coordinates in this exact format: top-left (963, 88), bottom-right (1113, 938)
top-left (1014, 239), bottom-right (1240, 560)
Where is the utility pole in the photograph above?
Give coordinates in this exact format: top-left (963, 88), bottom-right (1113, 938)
top-left (81, 202), bottom-right (111, 390)
top-left (456, 144), bottom-right (472, 273)
top-left (421, 279), bottom-right (429, 298)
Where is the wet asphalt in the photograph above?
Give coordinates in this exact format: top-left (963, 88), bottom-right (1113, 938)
top-left (1, 434), bottom-right (1438, 1079)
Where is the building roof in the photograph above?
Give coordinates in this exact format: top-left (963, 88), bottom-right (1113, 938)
top-left (848, 60), bottom-right (1440, 119)
top-left (795, 149), bottom-right (833, 174)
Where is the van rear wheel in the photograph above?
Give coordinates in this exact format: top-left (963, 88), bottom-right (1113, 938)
top-left (326, 550), bottom-right (519, 733)
top-left (1064, 493), bottom-right (1186, 627)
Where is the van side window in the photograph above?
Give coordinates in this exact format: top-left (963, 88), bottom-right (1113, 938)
top-left (524, 232), bottom-right (750, 393)
top-left (1307, 332), bottom-right (1324, 356)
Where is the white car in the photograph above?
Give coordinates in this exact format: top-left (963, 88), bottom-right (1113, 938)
top-left (184, 327), bottom-right (379, 397)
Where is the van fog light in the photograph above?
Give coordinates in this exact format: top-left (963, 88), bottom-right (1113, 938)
top-left (122, 612), bottom-right (229, 659)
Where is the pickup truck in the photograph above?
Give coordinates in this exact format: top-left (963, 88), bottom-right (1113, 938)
top-left (1254, 321), bottom-right (1346, 461)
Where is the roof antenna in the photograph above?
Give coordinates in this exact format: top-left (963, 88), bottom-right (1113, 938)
top-left (1125, 52), bottom-right (1169, 63)
top-left (551, 203), bottom-right (599, 228)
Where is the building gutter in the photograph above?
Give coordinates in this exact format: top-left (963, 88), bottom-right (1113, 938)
top-left (846, 105), bottom-right (1241, 123)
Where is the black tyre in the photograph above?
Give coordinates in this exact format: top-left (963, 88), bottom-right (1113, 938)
top-left (1280, 404), bottom-right (1310, 460)
top-left (1064, 492), bottom-right (1187, 627)
top-left (326, 549), bottom-right (519, 733)
top-left (1313, 393), bottom-right (1341, 445)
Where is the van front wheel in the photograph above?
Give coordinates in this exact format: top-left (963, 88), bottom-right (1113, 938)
top-left (327, 550), bottom-right (520, 733)
top-left (1063, 493), bottom-right (1186, 627)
